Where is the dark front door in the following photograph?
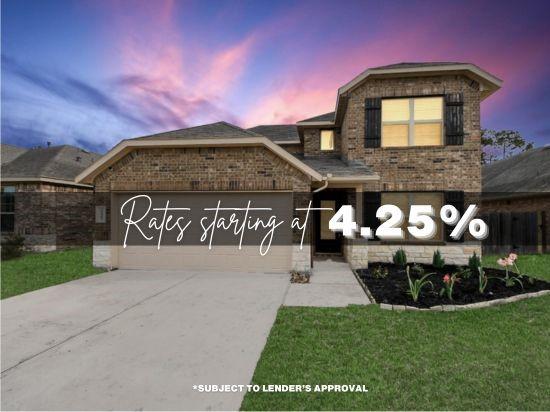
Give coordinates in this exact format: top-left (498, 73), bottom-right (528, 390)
top-left (314, 190), bottom-right (346, 254)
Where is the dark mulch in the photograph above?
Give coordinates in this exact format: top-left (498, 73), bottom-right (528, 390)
top-left (356, 263), bottom-right (550, 308)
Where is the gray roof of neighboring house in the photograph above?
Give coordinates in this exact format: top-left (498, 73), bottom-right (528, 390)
top-left (247, 125), bottom-right (300, 143)
top-left (298, 112), bottom-right (335, 123)
top-left (296, 155), bottom-right (374, 177)
top-left (1, 145), bottom-right (101, 182)
top-left (133, 121), bottom-right (262, 141)
top-left (482, 146), bottom-right (550, 193)
top-left (1, 144), bottom-right (28, 165)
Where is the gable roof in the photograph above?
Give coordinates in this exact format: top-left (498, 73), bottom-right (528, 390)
top-left (1, 145), bottom-right (101, 186)
top-left (247, 125), bottom-right (300, 143)
top-left (296, 112), bottom-right (336, 125)
top-left (133, 121), bottom-right (261, 141)
top-left (482, 146), bottom-right (550, 193)
top-left (1, 144), bottom-right (28, 165)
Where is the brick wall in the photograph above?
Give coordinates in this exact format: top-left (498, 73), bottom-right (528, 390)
top-left (0, 182), bottom-right (94, 251)
top-left (93, 146), bottom-right (312, 245)
top-left (303, 128), bottom-right (341, 158)
top-left (341, 75), bottom-right (481, 192)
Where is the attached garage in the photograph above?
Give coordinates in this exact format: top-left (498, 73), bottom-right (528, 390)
top-left (112, 191), bottom-right (294, 273)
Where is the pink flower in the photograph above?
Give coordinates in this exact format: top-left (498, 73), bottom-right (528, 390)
top-left (443, 274), bottom-right (451, 284)
top-left (508, 253), bottom-right (518, 261)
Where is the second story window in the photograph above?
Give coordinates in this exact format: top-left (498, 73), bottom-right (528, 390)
top-left (381, 97), bottom-right (443, 147)
top-left (320, 130), bottom-right (334, 151)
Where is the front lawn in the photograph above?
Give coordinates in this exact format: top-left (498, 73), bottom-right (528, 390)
top-left (242, 253), bottom-right (550, 411)
top-left (1, 247), bottom-right (104, 299)
top-left (482, 253), bottom-right (550, 281)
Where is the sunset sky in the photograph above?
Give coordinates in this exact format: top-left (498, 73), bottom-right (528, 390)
top-left (2, 0), bottom-right (550, 153)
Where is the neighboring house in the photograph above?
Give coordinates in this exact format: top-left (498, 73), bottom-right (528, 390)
top-left (77, 62), bottom-right (502, 272)
top-left (482, 146), bottom-right (550, 254)
top-left (0, 144), bottom-right (101, 251)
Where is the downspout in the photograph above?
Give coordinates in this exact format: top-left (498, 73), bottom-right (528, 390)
top-left (313, 173), bottom-right (332, 193)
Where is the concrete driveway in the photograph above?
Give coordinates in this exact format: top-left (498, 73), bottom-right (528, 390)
top-left (1, 269), bottom-right (289, 411)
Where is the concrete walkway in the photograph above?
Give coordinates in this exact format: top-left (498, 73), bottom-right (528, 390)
top-left (284, 258), bottom-right (371, 307)
top-left (1, 270), bottom-right (289, 411)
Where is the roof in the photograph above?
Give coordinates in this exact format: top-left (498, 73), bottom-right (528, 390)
top-left (297, 112), bottom-right (335, 124)
top-left (482, 146), bottom-right (550, 193)
top-left (247, 125), bottom-right (300, 143)
top-left (133, 121), bottom-right (261, 141)
top-left (1, 144), bottom-right (28, 165)
top-left (370, 62), bottom-right (466, 70)
top-left (1, 145), bottom-right (101, 184)
top-left (296, 155), bottom-right (376, 179)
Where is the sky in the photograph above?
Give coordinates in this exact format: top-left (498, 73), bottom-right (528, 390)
top-left (2, 0), bottom-right (550, 154)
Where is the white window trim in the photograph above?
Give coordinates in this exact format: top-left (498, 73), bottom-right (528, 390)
top-left (381, 97), bottom-right (444, 147)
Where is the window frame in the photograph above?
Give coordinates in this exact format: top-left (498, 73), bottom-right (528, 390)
top-left (381, 96), bottom-right (444, 147)
top-left (320, 129), bottom-right (335, 151)
top-left (1, 186), bottom-right (16, 233)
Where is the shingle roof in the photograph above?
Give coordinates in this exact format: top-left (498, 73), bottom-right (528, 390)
top-left (295, 155), bottom-right (374, 177)
top-left (482, 146), bottom-right (550, 192)
top-left (133, 121), bottom-right (262, 141)
top-left (0, 144), bottom-right (28, 165)
top-left (247, 125), bottom-right (299, 143)
top-left (297, 112), bottom-right (335, 123)
top-left (1, 145), bottom-right (101, 182)
top-left (370, 62), bottom-right (466, 70)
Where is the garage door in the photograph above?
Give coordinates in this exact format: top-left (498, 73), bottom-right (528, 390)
top-left (113, 192), bottom-right (293, 273)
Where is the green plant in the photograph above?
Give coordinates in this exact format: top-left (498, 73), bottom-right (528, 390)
top-left (497, 253), bottom-right (524, 289)
top-left (411, 263), bottom-right (424, 276)
top-left (393, 248), bottom-right (407, 267)
top-left (477, 267), bottom-right (489, 294)
top-left (406, 265), bottom-right (433, 302)
top-left (432, 249), bottom-right (445, 269)
top-left (1, 234), bottom-right (25, 260)
top-left (439, 271), bottom-right (461, 301)
top-left (372, 265), bottom-right (388, 279)
top-left (468, 252), bottom-right (481, 274)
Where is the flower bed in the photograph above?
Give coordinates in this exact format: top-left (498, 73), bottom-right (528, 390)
top-left (356, 256), bottom-right (550, 309)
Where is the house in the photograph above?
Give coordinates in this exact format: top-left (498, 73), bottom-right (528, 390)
top-left (76, 62), bottom-right (502, 272)
top-left (482, 146), bottom-right (550, 254)
top-left (0, 144), bottom-right (101, 251)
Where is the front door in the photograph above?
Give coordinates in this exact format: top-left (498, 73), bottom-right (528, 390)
top-left (314, 190), bottom-right (346, 254)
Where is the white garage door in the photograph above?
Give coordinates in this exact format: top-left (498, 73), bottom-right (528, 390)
top-left (113, 192), bottom-right (293, 273)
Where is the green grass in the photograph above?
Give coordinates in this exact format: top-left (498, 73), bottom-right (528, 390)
top-left (482, 253), bottom-right (550, 281)
top-left (243, 254), bottom-right (550, 411)
top-left (1, 247), bottom-right (104, 299)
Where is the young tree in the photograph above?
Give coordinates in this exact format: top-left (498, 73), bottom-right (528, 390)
top-left (481, 129), bottom-right (533, 164)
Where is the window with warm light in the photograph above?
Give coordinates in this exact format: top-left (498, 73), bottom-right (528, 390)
top-left (382, 97), bottom-right (443, 147)
top-left (320, 130), bottom-right (334, 151)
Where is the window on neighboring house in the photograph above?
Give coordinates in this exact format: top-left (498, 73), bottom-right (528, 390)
top-left (382, 97), bottom-right (443, 147)
top-left (320, 130), bottom-right (335, 151)
top-left (1, 186), bottom-right (16, 233)
top-left (381, 192), bottom-right (444, 241)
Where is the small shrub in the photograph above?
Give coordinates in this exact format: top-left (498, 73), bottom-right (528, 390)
top-left (1, 234), bottom-right (25, 260)
top-left (371, 265), bottom-right (388, 279)
top-left (411, 263), bottom-right (424, 276)
top-left (432, 249), bottom-right (445, 269)
top-left (468, 252), bottom-right (481, 274)
top-left (393, 248), bottom-right (407, 267)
